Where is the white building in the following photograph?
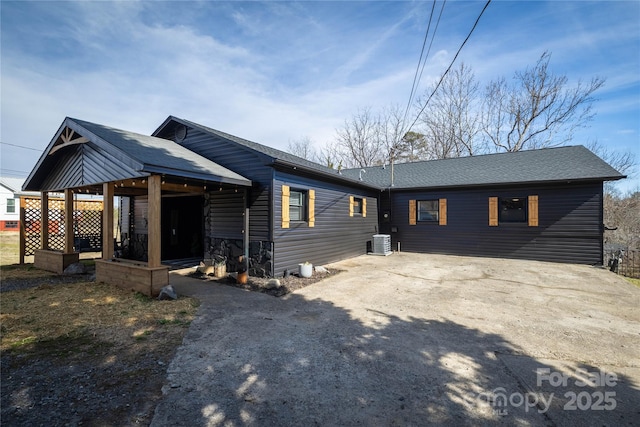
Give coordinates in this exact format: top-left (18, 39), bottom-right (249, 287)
top-left (0, 177), bottom-right (34, 231)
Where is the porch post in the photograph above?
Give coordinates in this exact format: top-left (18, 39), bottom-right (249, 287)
top-left (19, 197), bottom-right (26, 264)
top-left (40, 191), bottom-right (49, 250)
top-left (102, 182), bottom-right (114, 260)
top-left (147, 175), bottom-right (161, 267)
top-left (243, 188), bottom-right (250, 266)
top-left (64, 189), bottom-right (74, 253)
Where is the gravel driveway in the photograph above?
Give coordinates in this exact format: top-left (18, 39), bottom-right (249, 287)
top-left (152, 253), bottom-right (640, 426)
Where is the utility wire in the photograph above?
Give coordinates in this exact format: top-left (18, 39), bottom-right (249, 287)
top-left (0, 168), bottom-right (30, 176)
top-left (404, 0), bottom-right (491, 135)
top-left (0, 141), bottom-right (42, 151)
top-left (402, 0), bottom-right (438, 130)
top-left (415, 1), bottom-right (446, 107)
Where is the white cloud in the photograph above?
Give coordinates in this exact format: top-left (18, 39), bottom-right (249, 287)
top-left (1, 0), bottom-right (638, 180)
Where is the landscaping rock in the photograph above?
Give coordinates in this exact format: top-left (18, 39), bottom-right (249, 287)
top-left (63, 263), bottom-right (87, 275)
top-left (157, 285), bottom-right (177, 301)
top-left (314, 265), bottom-right (329, 274)
top-left (265, 279), bottom-right (280, 289)
top-left (196, 265), bottom-right (214, 275)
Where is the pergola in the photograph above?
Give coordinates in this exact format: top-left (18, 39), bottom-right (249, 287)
top-left (23, 118), bottom-right (251, 296)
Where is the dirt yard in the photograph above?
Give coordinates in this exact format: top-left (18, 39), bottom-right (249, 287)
top-left (155, 253), bottom-right (640, 426)
top-left (1, 265), bottom-right (199, 426)
top-left (2, 246), bottom-right (638, 426)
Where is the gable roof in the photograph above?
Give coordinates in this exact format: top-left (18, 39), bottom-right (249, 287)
top-left (341, 146), bottom-right (625, 189)
top-left (0, 177), bottom-right (26, 193)
top-left (153, 116), bottom-right (380, 190)
top-left (24, 118), bottom-right (251, 191)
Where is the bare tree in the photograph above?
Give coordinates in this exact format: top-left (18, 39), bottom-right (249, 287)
top-left (334, 107), bottom-right (383, 168)
top-left (587, 140), bottom-right (637, 177)
top-left (482, 51), bottom-right (605, 152)
top-left (287, 136), bottom-right (317, 161)
top-left (376, 104), bottom-right (408, 164)
top-left (417, 62), bottom-right (482, 159)
top-left (316, 141), bottom-right (342, 169)
top-left (334, 105), bottom-right (432, 167)
top-left (587, 140), bottom-right (637, 194)
top-left (604, 189), bottom-right (640, 251)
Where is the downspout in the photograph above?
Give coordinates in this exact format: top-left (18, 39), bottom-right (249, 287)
top-left (389, 157), bottom-right (395, 251)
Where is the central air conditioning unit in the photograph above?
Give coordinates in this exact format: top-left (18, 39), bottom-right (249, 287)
top-left (370, 234), bottom-right (392, 256)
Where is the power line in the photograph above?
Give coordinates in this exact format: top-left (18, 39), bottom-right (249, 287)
top-left (402, 0), bottom-right (438, 130)
top-left (0, 141), bottom-right (42, 151)
top-left (0, 168), bottom-right (30, 176)
top-left (415, 1), bottom-right (446, 106)
top-left (405, 0), bottom-right (492, 135)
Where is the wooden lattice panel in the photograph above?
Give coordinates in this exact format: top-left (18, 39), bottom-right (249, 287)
top-left (21, 197), bottom-right (103, 256)
top-left (74, 208), bottom-right (103, 252)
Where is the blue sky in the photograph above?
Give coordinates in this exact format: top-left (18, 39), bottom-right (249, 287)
top-left (1, 1), bottom-right (639, 191)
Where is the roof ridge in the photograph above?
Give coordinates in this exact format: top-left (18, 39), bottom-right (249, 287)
top-left (344, 145), bottom-right (584, 171)
top-left (172, 116), bottom-right (368, 173)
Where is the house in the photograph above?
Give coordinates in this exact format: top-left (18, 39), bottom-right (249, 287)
top-left (341, 146), bottom-right (624, 265)
top-left (151, 117), bottom-right (380, 277)
top-left (22, 116), bottom-right (624, 295)
top-left (0, 177), bottom-right (40, 231)
top-left (23, 117), bottom-right (378, 294)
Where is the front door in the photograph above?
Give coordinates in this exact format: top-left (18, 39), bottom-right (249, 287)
top-left (161, 196), bottom-right (203, 260)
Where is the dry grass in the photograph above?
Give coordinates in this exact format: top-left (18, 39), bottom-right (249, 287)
top-left (626, 277), bottom-right (640, 288)
top-left (0, 231), bottom-right (100, 266)
top-left (1, 281), bottom-right (199, 352)
top-left (0, 231), bottom-right (20, 265)
top-left (1, 272), bottom-right (200, 425)
top-left (0, 263), bottom-right (57, 281)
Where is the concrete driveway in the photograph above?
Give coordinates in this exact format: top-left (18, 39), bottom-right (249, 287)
top-left (151, 253), bottom-right (640, 426)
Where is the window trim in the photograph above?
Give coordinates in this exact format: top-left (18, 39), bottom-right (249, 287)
top-left (499, 196), bottom-right (528, 223)
top-left (281, 185), bottom-right (315, 229)
top-left (409, 198), bottom-right (447, 226)
top-left (349, 196), bottom-right (367, 218)
top-left (289, 189), bottom-right (307, 222)
top-left (489, 195), bottom-right (538, 226)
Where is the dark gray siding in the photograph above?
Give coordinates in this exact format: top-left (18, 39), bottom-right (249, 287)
top-left (205, 189), bottom-right (244, 240)
top-left (133, 196), bottom-right (148, 235)
top-left (390, 182), bottom-right (604, 265)
top-left (273, 171), bottom-right (379, 276)
top-left (40, 144), bottom-right (146, 192)
top-left (174, 128), bottom-right (272, 241)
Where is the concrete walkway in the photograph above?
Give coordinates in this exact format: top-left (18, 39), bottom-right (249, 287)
top-left (152, 253), bottom-right (640, 426)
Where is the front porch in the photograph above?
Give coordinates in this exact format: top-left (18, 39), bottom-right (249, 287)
top-left (23, 118), bottom-right (252, 296)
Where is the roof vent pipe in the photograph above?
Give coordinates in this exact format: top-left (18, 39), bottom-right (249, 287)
top-left (359, 169), bottom-right (366, 181)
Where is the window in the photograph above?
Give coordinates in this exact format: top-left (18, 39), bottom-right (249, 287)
top-left (409, 199), bottom-right (446, 225)
top-left (4, 221), bottom-right (18, 229)
top-left (349, 196), bottom-right (367, 217)
top-left (353, 197), bottom-right (363, 215)
top-left (289, 190), bottom-right (307, 221)
top-left (499, 197), bottom-right (527, 223)
top-left (282, 185), bottom-right (314, 228)
top-left (418, 200), bottom-right (439, 222)
top-left (6, 199), bottom-right (15, 213)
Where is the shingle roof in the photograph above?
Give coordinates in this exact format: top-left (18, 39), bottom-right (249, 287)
top-left (159, 116), bottom-right (379, 190)
top-left (71, 119), bottom-right (251, 185)
top-left (340, 146), bottom-right (625, 189)
top-left (0, 177), bottom-right (26, 193)
top-left (24, 118), bottom-right (252, 191)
